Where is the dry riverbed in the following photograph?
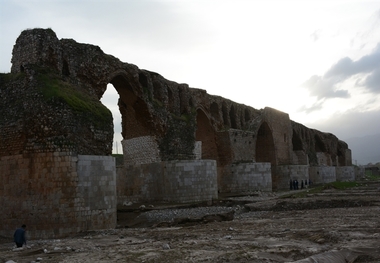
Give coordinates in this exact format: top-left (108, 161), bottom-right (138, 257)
top-left (1, 180), bottom-right (379, 263)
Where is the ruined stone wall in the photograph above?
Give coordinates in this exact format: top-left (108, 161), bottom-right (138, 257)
top-left (215, 131), bottom-right (234, 166)
top-left (1, 27), bottom-right (355, 216)
top-left (117, 163), bottom-right (161, 204)
top-left (76, 155), bottom-right (117, 230)
top-left (309, 166), bottom-right (336, 184)
top-left (162, 160), bottom-right (218, 203)
top-left (218, 163), bottom-right (272, 193)
top-left (122, 136), bottom-right (161, 165)
top-left (292, 151), bottom-right (309, 165)
top-left (292, 122), bottom-right (351, 167)
top-left (316, 152), bottom-right (333, 166)
top-left (262, 108), bottom-right (293, 165)
top-left (0, 70), bottom-right (113, 157)
top-left (0, 153), bottom-right (116, 239)
top-left (4, 28), bottom-right (352, 168)
top-left (336, 166), bottom-right (355, 182)
top-left (228, 130), bottom-right (256, 162)
top-left (193, 141), bottom-right (202, 160)
top-left (273, 165), bottom-right (309, 190)
top-left (355, 166), bottom-right (365, 180)
top-left (11, 28), bottom-right (62, 74)
top-left (117, 160), bottom-right (217, 204)
top-left (340, 149), bottom-right (352, 167)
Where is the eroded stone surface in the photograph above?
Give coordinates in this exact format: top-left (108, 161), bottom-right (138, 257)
top-left (0, 28), bottom-right (357, 239)
top-left (1, 28), bottom-right (352, 168)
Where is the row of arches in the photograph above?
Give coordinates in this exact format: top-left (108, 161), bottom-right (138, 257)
top-left (102, 74), bottom-right (346, 169)
top-left (101, 76), bottom-right (277, 168)
top-left (292, 128), bottom-right (348, 166)
top-left (196, 108), bottom-right (277, 166)
top-left (102, 71), bottom-right (350, 169)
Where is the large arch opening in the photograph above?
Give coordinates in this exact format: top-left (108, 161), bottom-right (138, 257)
top-left (109, 74), bottom-right (154, 139)
top-left (292, 129), bottom-right (308, 165)
top-left (292, 130), bottom-right (303, 151)
top-left (337, 147), bottom-right (346, 166)
top-left (256, 122), bottom-right (277, 190)
top-left (256, 122), bottom-right (276, 165)
top-left (102, 73), bottom-right (160, 167)
top-left (314, 135), bottom-right (326, 152)
top-left (100, 84), bottom-right (123, 154)
top-left (195, 109), bottom-right (218, 162)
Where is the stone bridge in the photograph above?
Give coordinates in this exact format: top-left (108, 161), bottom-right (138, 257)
top-left (0, 28), bottom-right (353, 238)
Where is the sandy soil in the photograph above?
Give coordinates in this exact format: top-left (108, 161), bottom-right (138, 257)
top-left (1, 180), bottom-right (379, 263)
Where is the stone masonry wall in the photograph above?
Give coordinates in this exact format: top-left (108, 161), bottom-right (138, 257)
top-left (355, 166), bottom-right (365, 180)
top-left (262, 108), bottom-right (293, 165)
top-left (117, 160), bottom-right (217, 204)
top-left (336, 166), bottom-right (355, 182)
top-left (122, 136), bottom-right (161, 165)
top-left (219, 163), bottom-right (272, 193)
top-left (228, 130), bottom-right (256, 162)
top-left (341, 149), bottom-right (352, 166)
top-left (163, 160), bottom-right (218, 203)
top-left (117, 162), bottom-right (162, 204)
top-left (194, 141), bottom-right (202, 160)
top-left (3, 28), bottom-right (353, 170)
top-left (309, 166), bottom-right (336, 184)
top-left (273, 165), bottom-right (309, 190)
top-left (292, 151), bottom-right (309, 165)
top-left (0, 70), bottom-right (113, 157)
top-left (317, 152), bottom-right (332, 166)
top-left (76, 155), bottom-right (117, 230)
top-left (0, 152), bottom-right (116, 239)
top-left (11, 28), bottom-right (62, 74)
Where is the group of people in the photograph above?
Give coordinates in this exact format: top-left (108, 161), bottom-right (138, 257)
top-left (290, 179), bottom-right (312, 190)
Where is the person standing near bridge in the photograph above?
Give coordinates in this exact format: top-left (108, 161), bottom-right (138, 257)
top-left (13, 224), bottom-right (27, 248)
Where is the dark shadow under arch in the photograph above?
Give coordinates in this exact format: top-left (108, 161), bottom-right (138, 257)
top-left (256, 122), bottom-right (277, 190)
top-left (109, 74), bottom-right (154, 140)
top-left (292, 129), bottom-right (303, 151)
top-left (229, 105), bottom-right (237, 129)
top-left (222, 103), bottom-right (229, 128)
top-left (256, 122), bottom-right (276, 165)
top-left (314, 134), bottom-right (326, 152)
top-left (210, 102), bottom-right (219, 121)
top-left (195, 109), bottom-right (218, 161)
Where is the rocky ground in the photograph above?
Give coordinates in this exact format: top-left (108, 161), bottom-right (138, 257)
top-left (1, 179), bottom-right (379, 263)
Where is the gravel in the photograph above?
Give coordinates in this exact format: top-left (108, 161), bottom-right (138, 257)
top-left (136, 206), bottom-right (237, 223)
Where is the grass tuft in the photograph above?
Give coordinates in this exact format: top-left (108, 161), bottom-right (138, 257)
top-left (35, 68), bottom-right (111, 126)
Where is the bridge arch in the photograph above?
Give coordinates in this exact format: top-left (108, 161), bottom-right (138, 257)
top-left (256, 121), bottom-right (276, 165)
top-left (195, 108), bottom-right (218, 162)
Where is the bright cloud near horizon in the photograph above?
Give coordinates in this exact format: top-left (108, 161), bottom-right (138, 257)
top-left (1, 0), bottom-right (380, 156)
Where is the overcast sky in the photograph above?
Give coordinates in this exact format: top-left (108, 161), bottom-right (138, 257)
top-left (1, 0), bottom-right (379, 157)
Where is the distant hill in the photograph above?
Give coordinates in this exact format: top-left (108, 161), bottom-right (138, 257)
top-left (344, 133), bottom-right (380, 165)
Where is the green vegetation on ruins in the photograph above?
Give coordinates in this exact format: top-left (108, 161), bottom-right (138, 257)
top-left (0, 72), bottom-right (25, 82)
top-left (35, 67), bottom-right (111, 127)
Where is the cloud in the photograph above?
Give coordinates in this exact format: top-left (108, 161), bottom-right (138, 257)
top-left (360, 68), bottom-right (380, 93)
top-left (304, 107), bottom-right (380, 140)
top-left (302, 75), bottom-right (350, 100)
top-left (297, 99), bottom-right (325, 114)
top-left (310, 29), bottom-right (321, 42)
top-left (325, 43), bottom-right (380, 80)
top-left (302, 43), bottom-right (380, 106)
